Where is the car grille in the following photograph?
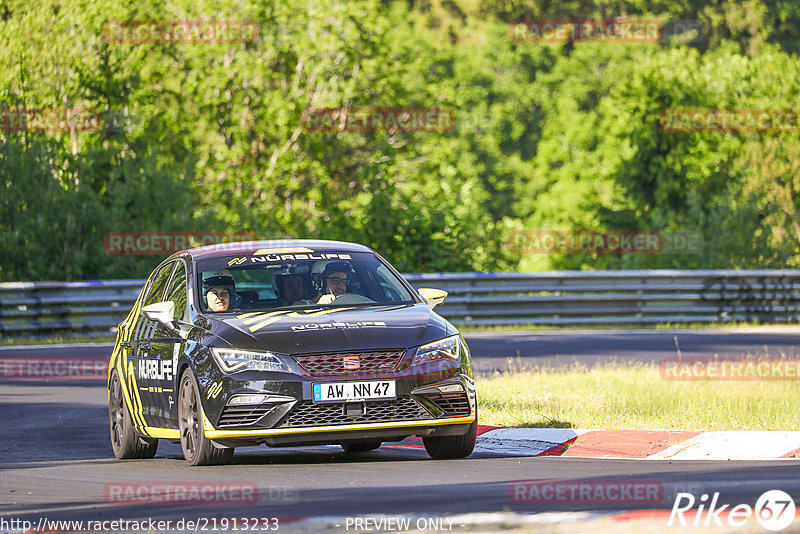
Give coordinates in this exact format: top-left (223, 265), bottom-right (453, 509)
top-left (277, 396), bottom-right (432, 428)
top-left (422, 392), bottom-right (471, 416)
top-left (217, 404), bottom-right (275, 428)
top-left (293, 350), bottom-right (405, 377)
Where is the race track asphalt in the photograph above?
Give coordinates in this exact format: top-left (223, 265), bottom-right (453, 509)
top-left (2, 384), bottom-right (799, 524)
top-left (1, 330), bottom-right (799, 531)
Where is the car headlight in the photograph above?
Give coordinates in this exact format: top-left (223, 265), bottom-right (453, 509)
top-left (412, 335), bottom-right (461, 366)
top-left (211, 348), bottom-right (289, 373)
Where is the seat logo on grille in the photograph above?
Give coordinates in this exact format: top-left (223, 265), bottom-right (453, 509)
top-left (343, 355), bottom-right (361, 371)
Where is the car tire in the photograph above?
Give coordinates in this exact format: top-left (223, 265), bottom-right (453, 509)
top-left (178, 368), bottom-right (234, 466)
top-left (341, 440), bottom-right (382, 453)
top-left (423, 417), bottom-right (477, 460)
top-left (109, 370), bottom-right (158, 459)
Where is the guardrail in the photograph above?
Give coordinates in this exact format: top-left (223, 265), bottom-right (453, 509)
top-left (405, 270), bottom-right (800, 326)
top-left (2, 270), bottom-right (800, 337)
top-left (0, 280), bottom-right (144, 337)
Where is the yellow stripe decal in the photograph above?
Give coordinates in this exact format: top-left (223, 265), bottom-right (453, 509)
top-left (249, 316), bottom-right (284, 332)
top-left (241, 308), bottom-right (359, 332)
top-left (109, 282), bottom-right (146, 377)
top-left (238, 311), bottom-right (267, 320)
top-left (117, 360), bottom-right (146, 435)
top-left (126, 361), bottom-right (149, 434)
top-left (147, 427), bottom-right (180, 439)
top-left (110, 280), bottom-right (180, 441)
top-left (116, 361), bottom-right (136, 424)
top-left (204, 416), bottom-right (475, 439)
top-left (115, 368), bottom-right (179, 440)
top-left (287, 307), bottom-right (354, 318)
top-left (242, 310), bottom-right (286, 326)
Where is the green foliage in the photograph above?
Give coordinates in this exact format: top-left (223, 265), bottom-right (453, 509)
top-left (2, 0), bottom-right (800, 280)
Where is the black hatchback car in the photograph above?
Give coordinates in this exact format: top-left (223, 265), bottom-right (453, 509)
top-left (108, 240), bottom-right (477, 465)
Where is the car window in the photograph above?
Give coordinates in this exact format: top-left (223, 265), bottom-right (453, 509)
top-left (195, 252), bottom-right (415, 311)
top-left (163, 262), bottom-right (188, 320)
top-left (234, 268), bottom-right (277, 300)
top-left (143, 262), bottom-right (175, 308)
top-left (374, 264), bottom-right (410, 302)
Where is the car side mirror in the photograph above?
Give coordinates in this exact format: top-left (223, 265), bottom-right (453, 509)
top-left (418, 288), bottom-right (448, 310)
top-left (142, 301), bottom-right (177, 329)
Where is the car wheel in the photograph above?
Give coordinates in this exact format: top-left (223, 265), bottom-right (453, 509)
top-left (109, 370), bottom-right (158, 459)
top-left (178, 368), bottom-right (234, 466)
top-left (423, 417), bottom-right (477, 459)
top-left (341, 440), bottom-right (382, 453)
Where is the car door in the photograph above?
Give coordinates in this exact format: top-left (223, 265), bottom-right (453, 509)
top-left (131, 261), bottom-right (176, 429)
top-left (143, 260), bottom-right (188, 429)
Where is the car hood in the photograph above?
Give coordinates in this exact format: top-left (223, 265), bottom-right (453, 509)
top-left (203, 303), bottom-right (452, 354)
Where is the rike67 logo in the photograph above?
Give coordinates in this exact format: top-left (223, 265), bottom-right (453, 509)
top-left (669, 490), bottom-right (795, 531)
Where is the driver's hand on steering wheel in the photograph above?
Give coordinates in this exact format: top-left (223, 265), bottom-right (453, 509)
top-left (316, 293), bottom-right (336, 304)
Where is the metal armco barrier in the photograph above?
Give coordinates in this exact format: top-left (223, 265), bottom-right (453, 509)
top-left (0, 280), bottom-right (144, 337)
top-left (404, 270), bottom-right (800, 326)
top-left (2, 270), bottom-right (800, 337)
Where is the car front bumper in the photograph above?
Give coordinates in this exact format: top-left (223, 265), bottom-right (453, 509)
top-left (198, 354), bottom-right (476, 447)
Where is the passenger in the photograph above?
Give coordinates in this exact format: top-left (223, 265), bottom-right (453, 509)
top-left (276, 273), bottom-right (310, 306)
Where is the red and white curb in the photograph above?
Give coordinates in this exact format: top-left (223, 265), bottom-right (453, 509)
top-left (388, 426), bottom-right (800, 460)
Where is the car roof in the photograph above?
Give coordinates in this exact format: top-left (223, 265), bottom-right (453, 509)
top-left (176, 239), bottom-right (376, 261)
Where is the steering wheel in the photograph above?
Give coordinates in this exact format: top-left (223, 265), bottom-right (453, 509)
top-left (332, 293), bottom-right (375, 304)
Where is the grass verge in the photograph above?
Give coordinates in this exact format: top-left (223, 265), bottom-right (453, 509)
top-left (476, 360), bottom-right (800, 431)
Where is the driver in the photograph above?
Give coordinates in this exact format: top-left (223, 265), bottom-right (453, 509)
top-left (202, 269), bottom-right (236, 312)
top-left (314, 262), bottom-right (352, 304)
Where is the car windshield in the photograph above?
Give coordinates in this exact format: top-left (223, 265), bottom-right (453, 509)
top-left (196, 251), bottom-right (415, 313)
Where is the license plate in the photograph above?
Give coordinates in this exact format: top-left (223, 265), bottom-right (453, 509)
top-left (312, 380), bottom-right (396, 403)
